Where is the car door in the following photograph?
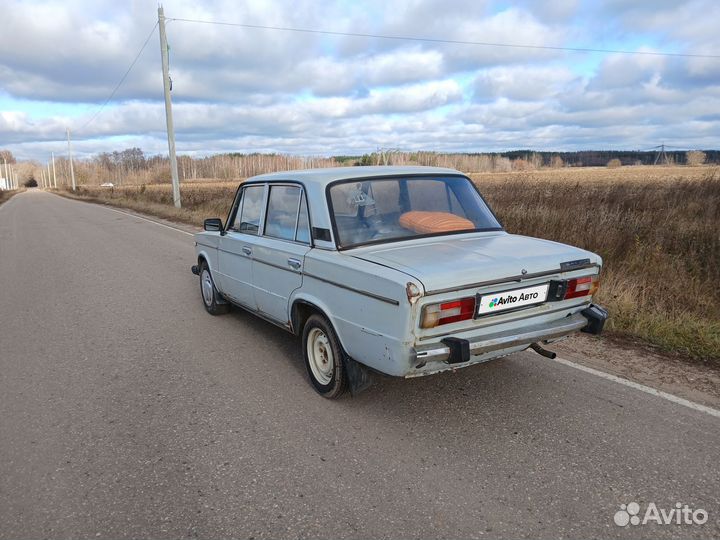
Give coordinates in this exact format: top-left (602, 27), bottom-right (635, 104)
top-left (217, 183), bottom-right (266, 309)
top-left (251, 184), bottom-right (312, 324)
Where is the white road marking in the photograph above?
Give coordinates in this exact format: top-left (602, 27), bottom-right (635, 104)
top-left (551, 356), bottom-right (720, 419)
top-left (50, 191), bottom-right (720, 419)
top-left (59, 193), bottom-right (196, 237)
top-left (101, 206), bottom-right (195, 237)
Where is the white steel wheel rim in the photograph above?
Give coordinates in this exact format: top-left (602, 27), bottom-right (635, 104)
top-left (201, 269), bottom-right (214, 307)
top-left (307, 327), bottom-right (334, 386)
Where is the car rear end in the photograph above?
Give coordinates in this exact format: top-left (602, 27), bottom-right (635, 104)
top-left (408, 262), bottom-right (606, 377)
top-left (326, 171), bottom-right (608, 378)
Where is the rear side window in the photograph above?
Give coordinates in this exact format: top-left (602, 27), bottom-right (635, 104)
top-left (264, 185), bottom-right (310, 244)
top-left (295, 192), bottom-right (311, 244)
top-left (231, 185), bottom-right (264, 234)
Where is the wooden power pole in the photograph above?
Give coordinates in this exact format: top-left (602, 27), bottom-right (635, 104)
top-left (67, 128), bottom-right (76, 191)
top-left (158, 6), bottom-right (181, 208)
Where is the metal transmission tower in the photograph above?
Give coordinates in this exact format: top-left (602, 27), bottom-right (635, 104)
top-left (158, 6), bottom-right (181, 208)
top-left (652, 144), bottom-right (670, 165)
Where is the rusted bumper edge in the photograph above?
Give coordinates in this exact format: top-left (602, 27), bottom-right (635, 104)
top-left (191, 264), bottom-right (200, 276)
top-left (410, 307), bottom-right (607, 373)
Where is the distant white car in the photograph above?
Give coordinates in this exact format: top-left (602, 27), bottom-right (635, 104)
top-left (101, 182), bottom-right (114, 187)
top-left (192, 166), bottom-right (607, 398)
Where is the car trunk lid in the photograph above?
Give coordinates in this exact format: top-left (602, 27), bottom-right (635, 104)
top-left (350, 232), bottom-right (597, 294)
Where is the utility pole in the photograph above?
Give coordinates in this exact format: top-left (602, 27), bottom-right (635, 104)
top-left (158, 6), bottom-right (181, 208)
top-left (51, 152), bottom-right (57, 188)
top-left (47, 162), bottom-right (52, 189)
top-left (67, 127), bottom-right (76, 191)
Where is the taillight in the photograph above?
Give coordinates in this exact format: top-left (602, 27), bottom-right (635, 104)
top-left (565, 275), bottom-right (600, 299)
top-left (421, 297), bottom-right (476, 328)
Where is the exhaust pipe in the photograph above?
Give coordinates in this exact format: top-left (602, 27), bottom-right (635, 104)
top-left (530, 342), bottom-right (557, 359)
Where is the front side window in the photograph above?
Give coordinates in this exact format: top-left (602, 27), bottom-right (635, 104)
top-left (231, 184), bottom-right (264, 235)
top-left (328, 176), bottom-right (501, 248)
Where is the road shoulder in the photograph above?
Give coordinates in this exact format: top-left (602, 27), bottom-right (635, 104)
top-left (555, 333), bottom-right (720, 409)
top-left (0, 188), bottom-right (25, 208)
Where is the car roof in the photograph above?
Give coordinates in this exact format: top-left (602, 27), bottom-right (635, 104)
top-left (248, 166), bottom-right (464, 187)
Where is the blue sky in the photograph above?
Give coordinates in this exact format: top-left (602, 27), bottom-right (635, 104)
top-left (1, 0), bottom-right (719, 161)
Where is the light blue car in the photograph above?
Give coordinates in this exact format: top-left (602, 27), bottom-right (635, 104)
top-left (192, 166), bottom-right (607, 398)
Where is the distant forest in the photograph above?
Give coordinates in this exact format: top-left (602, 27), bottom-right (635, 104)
top-left (336, 149), bottom-right (720, 167)
top-left (497, 149), bottom-right (720, 166)
top-left (13, 146), bottom-right (717, 187)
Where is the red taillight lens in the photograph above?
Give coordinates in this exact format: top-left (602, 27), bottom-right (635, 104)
top-left (565, 275), bottom-right (600, 299)
top-left (421, 297), bottom-right (476, 328)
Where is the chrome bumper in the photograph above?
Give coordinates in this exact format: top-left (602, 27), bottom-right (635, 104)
top-left (414, 311), bottom-right (590, 365)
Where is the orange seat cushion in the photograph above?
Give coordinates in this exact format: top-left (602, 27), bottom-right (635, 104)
top-left (399, 211), bottom-right (475, 234)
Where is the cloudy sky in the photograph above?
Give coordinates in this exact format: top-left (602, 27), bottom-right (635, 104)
top-left (1, 0), bottom-right (719, 161)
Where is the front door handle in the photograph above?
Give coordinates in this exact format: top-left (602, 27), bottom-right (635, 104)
top-left (287, 258), bottom-right (302, 270)
top-left (241, 246), bottom-right (252, 256)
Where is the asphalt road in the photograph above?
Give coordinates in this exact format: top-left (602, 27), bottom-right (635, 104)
top-left (1, 190), bottom-right (718, 539)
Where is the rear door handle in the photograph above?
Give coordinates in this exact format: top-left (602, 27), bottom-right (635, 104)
top-left (287, 258), bottom-right (302, 270)
top-left (241, 246), bottom-right (252, 256)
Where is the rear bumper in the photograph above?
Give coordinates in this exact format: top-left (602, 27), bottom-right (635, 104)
top-left (413, 304), bottom-right (607, 367)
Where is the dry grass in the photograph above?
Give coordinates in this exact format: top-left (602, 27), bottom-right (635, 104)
top-left (61, 183), bottom-right (238, 227)
top-left (0, 188), bottom-right (24, 206)
top-left (471, 166), bottom-right (720, 361)
top-left (60, 165), bottom-right (720, 361)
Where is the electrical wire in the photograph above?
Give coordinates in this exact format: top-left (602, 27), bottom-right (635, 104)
top-left (167, 17), bottom-right (720, 60)
top-left (78, 21), bottom-right (159, 133)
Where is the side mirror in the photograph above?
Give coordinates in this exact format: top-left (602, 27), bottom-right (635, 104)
top-left (204, 218), bottom-right (223, 232)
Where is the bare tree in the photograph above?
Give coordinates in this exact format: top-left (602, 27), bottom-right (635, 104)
top-left (0, 150), bottom-right (16, 164)
top-left (686, 150), bottom-right (707, 166)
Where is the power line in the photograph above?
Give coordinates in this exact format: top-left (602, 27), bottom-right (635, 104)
top-left (78, 21), bottom-right (159, 133)
top-left (167, 17), bottom-right (720, 60)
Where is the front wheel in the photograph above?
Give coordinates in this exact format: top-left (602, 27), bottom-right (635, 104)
top-left (302, 314), bottom-right (347, 398)
top-left (199, 262), bottom-right (229, 315)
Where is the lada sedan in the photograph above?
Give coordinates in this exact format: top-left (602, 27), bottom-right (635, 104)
top-left (192, 166), bottom-right (607, 398)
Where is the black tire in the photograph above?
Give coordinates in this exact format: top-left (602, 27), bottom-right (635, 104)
top-left (302, 314), bottom-right (347, 398)
top-left (199, 261), bottom-right (230, 315)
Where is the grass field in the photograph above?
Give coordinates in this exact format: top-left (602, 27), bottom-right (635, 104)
top-left (61, 166), bottom-right (720, 362)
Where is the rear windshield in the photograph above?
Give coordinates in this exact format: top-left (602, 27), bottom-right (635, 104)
top-left (328, 176), bottom-right (501, 248)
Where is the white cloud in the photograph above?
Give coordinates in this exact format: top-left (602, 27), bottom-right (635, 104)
top-left (1, 0), bottom-right (719, 160)
top-left (474, 66), bottom-right (576, 101)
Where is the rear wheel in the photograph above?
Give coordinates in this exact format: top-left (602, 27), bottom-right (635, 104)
top-left (199, 262), bottom-right (229, 315)
top-left (302, 314), bottom-right (347, 398)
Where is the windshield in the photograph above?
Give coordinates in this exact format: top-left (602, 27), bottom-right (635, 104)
top-left (328, 175), bottom-right (502, 248)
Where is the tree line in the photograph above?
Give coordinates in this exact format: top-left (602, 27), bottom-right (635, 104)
top-left (0, 147), bottom-right (716, 187)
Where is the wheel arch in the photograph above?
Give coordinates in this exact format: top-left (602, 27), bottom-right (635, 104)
top-left (290, 296), bottom-right (338, 340)
top-left (291, 298), bottom-right (322, 336)
top-left (196, 250), bottom-right (213, 272)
